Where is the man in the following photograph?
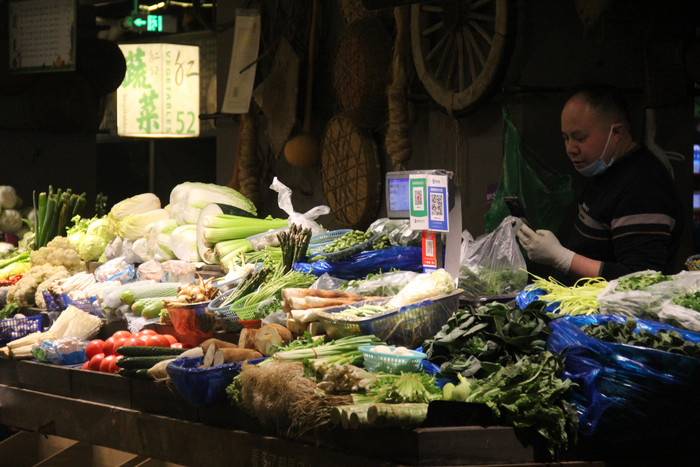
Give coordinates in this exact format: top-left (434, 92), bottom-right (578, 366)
top-left (517, 82), bottom-right (684, 280)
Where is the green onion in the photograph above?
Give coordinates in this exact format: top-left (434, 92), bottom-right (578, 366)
top-left (274, 335), bottom-right (384, 361)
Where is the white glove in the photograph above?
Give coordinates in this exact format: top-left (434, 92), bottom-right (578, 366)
top-left (516, 224), bottom-right (575, 274)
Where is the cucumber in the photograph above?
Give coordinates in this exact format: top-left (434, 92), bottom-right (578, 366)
top-left (116, 346), bottom-right (187, 357)
top-left (118, 368), bottom-right (152, 379)
top-left (116, 355), bottom-right (178, 369)
top-left (120, 283), bottom-right (181, 306)
top-left (131, 296), bottom-right (174, 317)
top-left (142, 299), bottom-right (167, 319)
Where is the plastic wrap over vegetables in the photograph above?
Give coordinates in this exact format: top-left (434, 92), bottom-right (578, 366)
top-left (597, 270), bottom-right (700, 322)
top-left (548, 314), bottom-right (700, 436)
top-left (294, 246), bottom-right (423, 280)
top-left (459, 216), bottom-right (527, 298)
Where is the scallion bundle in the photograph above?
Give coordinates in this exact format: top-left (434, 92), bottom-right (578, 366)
top-left (274, 335), bottom-right (383, 361)
top-left (33, 186), bottom-right (86, 249)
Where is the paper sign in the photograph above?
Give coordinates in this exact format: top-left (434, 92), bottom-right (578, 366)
top-left (117, 43), bottom-right (200, 137)
top-left (221, 10), bottom-right (261, 114)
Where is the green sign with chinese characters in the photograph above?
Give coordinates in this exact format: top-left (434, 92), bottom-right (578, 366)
top-left (117, 43), bottom-right (200, 137)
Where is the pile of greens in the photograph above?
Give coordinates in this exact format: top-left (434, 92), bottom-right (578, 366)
top-left (423, 302), bottom-right (577, 460)
top-left (458, 266), bottom-right (526, 298)
top-left (422, 301), bottom-right (553, 379)
top-left (582, 317), bottom-right (700, 359)
top-left (672, 291), bottom-right (700, 313)
top-left (615, 271), bottom-right (671, 291)
top-left (441, 352), bottom-right (578, 460)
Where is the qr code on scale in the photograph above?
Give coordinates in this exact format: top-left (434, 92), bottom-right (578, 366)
top-left (430, 192), bottom-right (443, 217)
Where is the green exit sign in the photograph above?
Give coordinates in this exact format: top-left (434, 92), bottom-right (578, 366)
top-left (130, 14), bottom-right (177, 33)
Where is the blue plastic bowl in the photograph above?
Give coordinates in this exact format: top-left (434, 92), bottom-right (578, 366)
top-left (166, 356), bottom-right (243, 407)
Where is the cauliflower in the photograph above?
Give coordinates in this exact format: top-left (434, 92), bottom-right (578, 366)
top-left (7, 264), bottom-right (69, 308)
top-left (30, 236), bottom-right (85, 274)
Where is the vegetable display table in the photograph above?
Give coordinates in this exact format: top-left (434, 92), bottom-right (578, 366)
top-left (0, 358), bottom-right (540, 466)
top-left (0, 358), bottom-right (696, 466)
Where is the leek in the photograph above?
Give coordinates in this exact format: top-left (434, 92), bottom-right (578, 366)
top-left (214, 238), bottom-right (253, 260)
top-left (202, 214), bottom-right (288, 244)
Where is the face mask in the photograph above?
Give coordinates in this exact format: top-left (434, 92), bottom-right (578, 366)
top-left (577, 125), bottom-right (615, 177)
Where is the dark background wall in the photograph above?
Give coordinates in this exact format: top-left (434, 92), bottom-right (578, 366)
top-left (0, 0), bottom-right (698, 270)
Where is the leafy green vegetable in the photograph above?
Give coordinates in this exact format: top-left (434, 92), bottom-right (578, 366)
top-left (366, 371), bottom-right (442, 404)
top-left (672, 291), bottom-right (700, 313)
top-left (458, 266), bottom-right (526, 298)
top-left (615, 271), bottom-right (671, 291)
top-left (582, 317), bottom-right (700, 359)
top-left (441, 352), bottom-right (578, 460)
top-left (422, 301), bottom-right (553, 379)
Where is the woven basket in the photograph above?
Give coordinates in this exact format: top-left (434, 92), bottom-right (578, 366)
top-left (332, 17), bottom-right (392, 131)
top-left (320, 115), bottom-right (382, 229)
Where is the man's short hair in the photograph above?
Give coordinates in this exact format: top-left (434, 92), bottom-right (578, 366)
top-left (567, 82), bottom-right (630, 127)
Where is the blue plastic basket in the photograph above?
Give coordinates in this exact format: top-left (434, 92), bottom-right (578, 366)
top-left (317, 290), bottom-right (462, 348)
top-left (307, 233), bottom-right (380, 260)
top-left (166, 356), bottom-right (244, 407)
top-left (0, 314), bottom-right (43, 346)
top-left (359, 345), bottom-right (426, 374)
top-left (42, 290), bottom-right (65, 312)
top-left (306, 229), bottom-right (353, 255)
top-left (65, 296), bottom-right (104, 317)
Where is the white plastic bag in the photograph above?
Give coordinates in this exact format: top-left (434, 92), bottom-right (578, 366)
top-left (458, 216), bottom-right (527, 298)
top-left (597, 270), bottom-right (700, 319)
top-left (270, 177), bottom-right (329, 236)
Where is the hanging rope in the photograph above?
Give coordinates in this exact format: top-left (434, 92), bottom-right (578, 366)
top-left (385, 6), bottom-right (414, 172)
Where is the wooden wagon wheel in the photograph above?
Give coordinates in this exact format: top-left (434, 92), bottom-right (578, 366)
top-left (411, 0), bottom-right (515, 116)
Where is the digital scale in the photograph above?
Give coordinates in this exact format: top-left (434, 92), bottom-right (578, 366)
top-left (385, 170), bottom-right (462, 280)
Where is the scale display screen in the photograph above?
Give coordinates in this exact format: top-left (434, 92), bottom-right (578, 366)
top-left (386, 172), bottom-right (411, 218)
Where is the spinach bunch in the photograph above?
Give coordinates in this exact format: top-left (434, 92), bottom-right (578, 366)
top-left (583, 317), bottom-right (700, 359)
top-left (422, 301), bottom-right (553, 379)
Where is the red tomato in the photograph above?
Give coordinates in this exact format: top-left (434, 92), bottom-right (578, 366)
top-left (162, 334), bottom-right (178, 345)
top-left (112, 337), bottom-right (128, 355)
top-left (135, 329), bottom-right (157, 337)
top-left (112, 330), bottom-right (132, 339)
top-left (170, 342), bottom-right (192, 349)
top-left (85, 339), bottom-right (104, 360)
top-left (100, 355), bottom-right (116, 373)
top-left (102, 336), bottom-right (116, 356)
top-left (143, 334), bottom-right (170, 347)
top-left (111, 355), bottom-right (123, 374)
top-left (81, 360), bottom-right (90, 370)
top-left (88, 353), bottom-right (105, 371)
top-left (124, 336), bottom-right (146, 347)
